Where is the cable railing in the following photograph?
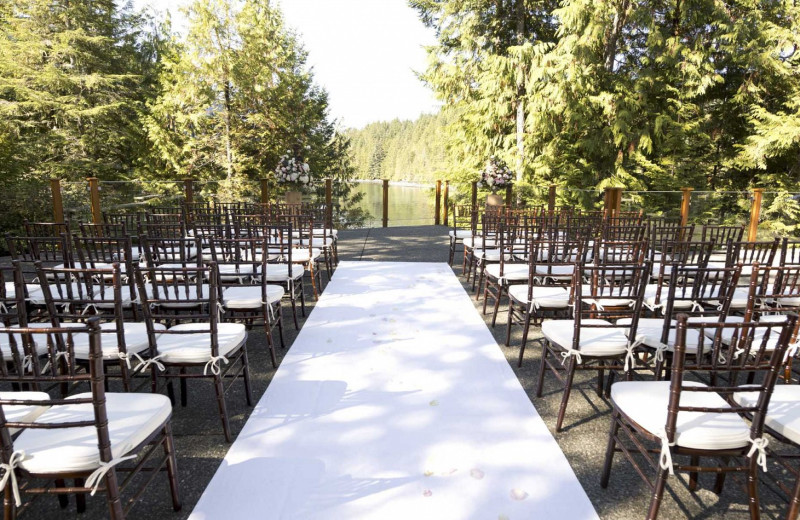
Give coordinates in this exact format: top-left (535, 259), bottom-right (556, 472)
top-left (13, 178), bottom-right (800, 240)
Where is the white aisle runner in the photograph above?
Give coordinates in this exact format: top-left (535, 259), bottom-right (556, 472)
top-left (190, 262), bottom-right (598, 520)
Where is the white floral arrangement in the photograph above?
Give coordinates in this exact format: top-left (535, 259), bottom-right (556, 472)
top-left (274, 151), bottom-right (312, 188)
top-left (477, 156), bottom-right (514, 192)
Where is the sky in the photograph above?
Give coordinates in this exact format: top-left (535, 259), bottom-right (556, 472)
top-left (133, 0), bottom-right (441, 129)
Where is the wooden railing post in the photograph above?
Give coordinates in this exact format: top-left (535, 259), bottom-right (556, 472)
top-left (748, 188), bottom-right (764, 242)
top-left (260, 179), bottom-right (270, 205)
top-left (505, 185), bottom-right (513, 206)
top-left (87, 177), bottom-right (101, 224)
top-left (547, 184), bottom-right (557, 215)
top-left (382, 180), bottom-right (389, 228)
top-left (51, 179), bottom-right (64, 223)
top-left (471, 181), bottom-right (478, 208)
top-left (680, 187), bottom-right (693, 228)
top-left (184, 178), bottom-right (194, 205)
top-left (443, 181), bottom-right (450, 226)
top-left (604, 187), bottom-right (623, 219)
top-left (325, 178), bottom-right (333, 228)
top-left (435, 180), bottom-right (442, 226)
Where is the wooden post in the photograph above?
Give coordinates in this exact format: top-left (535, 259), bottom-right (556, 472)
top-left (435, 180), bottom-right (442, 226)
top-left (260, 179), bottom-right (269, 205)
top-left (325, 178), bottom-right (333, 228)
top-left (680, 187), bottom-right (693, 228)
top-left (748, 188), bottom-right (764, 242)
top-left (87, 177), bottom-right (101, 224)
top-left (471, 181), bottom-right (478, 208)
top-left (547, 184), bottom-right (557, 215)
top-left (184, 178), bottom-right (194, 205)
top-left (443, 181), bottom-right (450, 226)
top-left (382, 180), bottom-right (389, 228)
top-left (505, 185), bottom-right (513, 206)
top-left (50, 179), bottom-right (64, 223)
top-left (604, 187), bottom-right (623, 219)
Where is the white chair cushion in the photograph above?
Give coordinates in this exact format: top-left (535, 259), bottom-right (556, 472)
top-left (534, 264), bottom-right (575, 278)
top-left (288, 248), bottom-right (322, 263)
top-left (508, 285), bottom-right (570, 309)
top-left (0, 322), bottom-right (85, 357)
top-left (156, 322), bottom-right (247, 364)
top-left (4, 282), bottom-right (44, 302)
top-left (264, 264), bottom-right (304, 282)
top-left (70, 322), bottom-right (165, 361)
top-left (143, 284), bottom-right (220, 309)
top-left (484, 263), bottom-right (529, 282)
top-left (612, 380), bottom-right (751, 450)
top-left (542, 319), bottom-right (629, 356)
top-left (312, 228), bottom-right (337, 238)
top-left (0, 391), bottom-right (50, 428)
top-left (29, 283), bottom-right (133, 309)
top-left (448, 229), bottom-right (472, 239)
top-left (14, 392), bottom-right (172, 474)
top-left (734, 385), bottom-right (800, 445)
top-left (224, 285), bottom-right (285, 309)
top-left (474, 249), bottom-right (510, 262)
top-left (617, 317), bottom-right (704, 353)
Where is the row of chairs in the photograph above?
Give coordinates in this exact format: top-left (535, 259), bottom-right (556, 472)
top-left (450, 206), bottom-right (800, 519)
top-left (0, 204), bottom-right (341, 517)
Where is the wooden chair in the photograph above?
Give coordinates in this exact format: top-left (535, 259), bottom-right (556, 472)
top-left (209, 236), bottom-right (285, 368)
top-left (535, 261), bottom-right (650, 431)
top-left (482, 216), bottom-right (533, 325)
top-left (0, 319), bottom-right (181, 518)
top-left (33, 262), bottom-right (158, 392)
top-left (601, 313), bottom-right (797, 519)
top-left (134, 263), bottom-right (252, 442)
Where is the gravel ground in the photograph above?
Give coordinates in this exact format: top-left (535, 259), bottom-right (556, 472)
top-left (18, 225), bottom-right (795, 519)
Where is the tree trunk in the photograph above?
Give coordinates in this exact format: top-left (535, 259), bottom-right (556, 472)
top-left (515, 0), bottom-right (525, 201)
top-left (604, 0), bottom-right (630, 72)
top-left (224, 80), bottom-right (234, 180)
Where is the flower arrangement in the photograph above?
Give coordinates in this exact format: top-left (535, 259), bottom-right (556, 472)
top-left (274, 151), bottom-right (312, 190)
top-left (477, 156), bottom-right (514, 192)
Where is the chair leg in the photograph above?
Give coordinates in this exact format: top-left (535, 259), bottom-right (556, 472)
top-left (3, 485), bottom-right (15, 520)
top-left (298, 279), bottom-right (307, 317)
top-left (534, 340), bottom-right (548, 395)
top-left (688, 455), bottom-right (700, 491)
top-left (786, 467), bottom-right (800, 520)
top-left (277, 305), bottom-right (286, 348)
top-left (600, 409), bottom-right (621, 488)
top-left (518, 312), bottom-right (533, 366)
top-left (646, 467), bottom-right (670, 520)
top-left (490, 285), bottom-right (504, 327)
top-left (55, 479), bottom-right (69, 508)
top-left (242, 348), bottom-right (253, 407)
top-left (596, 369), bottom-right (605, 397)
top-left (505, 301), bottom-right (515, 347)
top-left (264, 316), bottom-right (278, 369)
top-left (75, 478), bottom-right (87, 513)
top-left (214, 373), bottom-right (232, 443)
top-left (163, 422), bottom-right (182, 512)
top-left (100, 470), bottom-right (124, 520)
top-left (555, 358), bottom-right (577, 432)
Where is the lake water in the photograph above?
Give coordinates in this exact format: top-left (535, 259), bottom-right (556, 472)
top-left (350, 182), bottom-right (437, 227)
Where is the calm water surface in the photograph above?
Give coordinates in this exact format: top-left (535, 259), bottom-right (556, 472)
top-left (350, 183), bottom-right (436, 227)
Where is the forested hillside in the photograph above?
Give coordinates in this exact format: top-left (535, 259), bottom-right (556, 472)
top-left (346, 111), bottom-right (451, 183)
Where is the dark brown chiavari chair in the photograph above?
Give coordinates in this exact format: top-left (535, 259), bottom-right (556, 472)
top-left (506, 233), bottom-right (587, 350)
top-left (34, 263), bottom-right (156, 392)
top-left (534, 261), bottom-right (650, 431)
top-left (262, 223), bottom-right (306, 329)
top-left (0, 319), bottom-right (181, 519)
top-left (601, 314), bottom-right (797, 520)
top-left (134, 264), bottom-right (251, 443)
top-left (482, 217), bottom-right (535, 326)
top-left (701, 224), bottom-right (744, 250)
top-left (208, 236), bottom-right (284, 369)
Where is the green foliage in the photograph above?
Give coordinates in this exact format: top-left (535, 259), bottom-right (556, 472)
top-left (412, 0), bottom-right (800, 232)
top-left (346, 112), bottom-right (453, 182)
